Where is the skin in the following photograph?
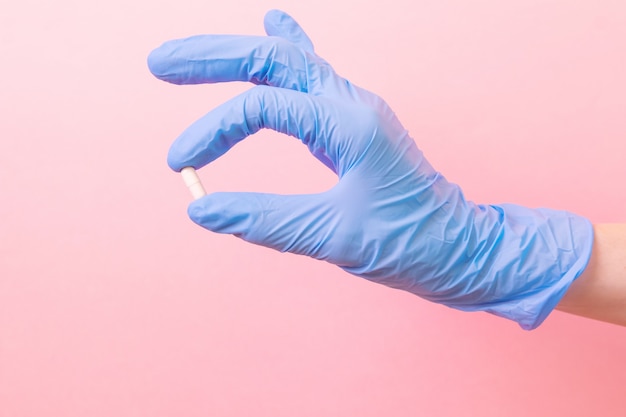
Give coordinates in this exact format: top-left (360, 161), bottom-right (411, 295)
top-left (556, 224), bottom-right (626, 327)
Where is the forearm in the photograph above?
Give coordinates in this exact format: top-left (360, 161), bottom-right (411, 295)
top-left (556, 223), bottom-right (626, 326)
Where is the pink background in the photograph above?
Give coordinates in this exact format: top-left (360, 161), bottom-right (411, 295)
top-left (1, 1), bottom-right (626, 416)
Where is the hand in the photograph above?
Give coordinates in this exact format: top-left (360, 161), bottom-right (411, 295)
top-left (148, 10), bottom-right (593, 330)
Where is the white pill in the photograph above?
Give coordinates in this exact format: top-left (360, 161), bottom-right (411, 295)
top-left (180, 167), bottom-right (206, 200)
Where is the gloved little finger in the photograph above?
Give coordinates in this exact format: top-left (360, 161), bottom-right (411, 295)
top-left (188, 191), bottom-right (336, 258)
top-left (264, 9), bottom-right (315, 53)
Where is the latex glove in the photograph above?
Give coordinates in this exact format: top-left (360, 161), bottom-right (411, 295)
top-left (148, 9), bottom-right (593, 330)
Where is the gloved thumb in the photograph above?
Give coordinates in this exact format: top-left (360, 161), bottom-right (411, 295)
top-left (264, 9), bottom-right (315, 53)
top-left (188, 191), bottom-right (336, 258)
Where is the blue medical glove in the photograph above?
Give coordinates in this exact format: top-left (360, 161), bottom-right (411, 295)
top-left (148, 9), bottom-right (593, 329)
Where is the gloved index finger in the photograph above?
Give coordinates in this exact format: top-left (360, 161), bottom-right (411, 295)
top-left (167, 85), bottom-right (341, 175)
top-left (147, 34), bottom-right (310, 92)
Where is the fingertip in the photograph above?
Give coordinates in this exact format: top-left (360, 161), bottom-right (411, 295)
top-left (263, 9), bottom-right (286, 34)
top-left (263, 9), bottom-right (314, 52)
top-left (187, 198), bottom-right (207, 225)
top-left (187, 193), bottom-right (253, 234)
top-left (147, 39), bottom-right (192, 84)
top-left (167, 147), bottom-right (184, 172)
top-left (147, 43), bottom-right (172, 80)
top-left (187, 195), bottom-right (225, 230)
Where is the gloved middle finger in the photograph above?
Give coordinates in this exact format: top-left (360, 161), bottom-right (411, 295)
top-left (147, 34), bottom-right (315, 92)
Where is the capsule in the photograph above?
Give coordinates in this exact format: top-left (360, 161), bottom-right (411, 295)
top-left (180, 167), bottom-right (206, 200)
